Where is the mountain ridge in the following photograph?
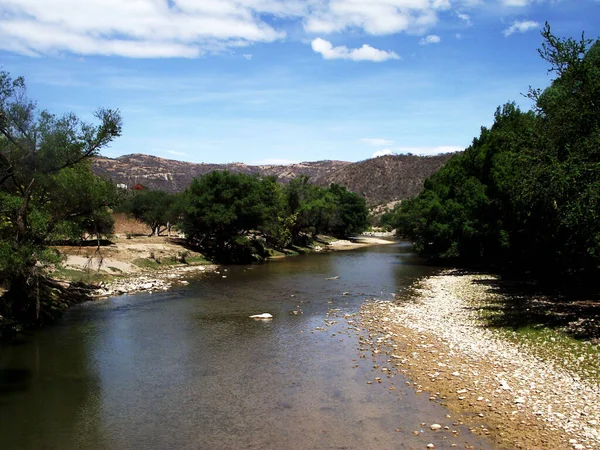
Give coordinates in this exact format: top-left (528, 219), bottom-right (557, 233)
top-left (92, 152), bottom-right (454, 205)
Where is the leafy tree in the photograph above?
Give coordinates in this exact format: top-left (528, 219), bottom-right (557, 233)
top-left (0, 71), bottom-right (122, 323)
top-left (122, 189), bottom-right (180, 236)
top-left (327, 183), bottom-right (369, 237)
top-left (180, 171), bottom-right (278, 262)
top-left (394, 24), bottom-right (600, 284)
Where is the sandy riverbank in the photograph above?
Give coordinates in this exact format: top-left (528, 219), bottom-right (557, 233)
top-left (360, 272), bottom-right (600, 450)
top-left (57, 234), bottom-right (395, 296)
top-left (328, 234), bottom-right (396, 250)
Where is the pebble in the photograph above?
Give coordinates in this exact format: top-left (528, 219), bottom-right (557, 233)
top-left (359, 272), bottom-right (600, 450)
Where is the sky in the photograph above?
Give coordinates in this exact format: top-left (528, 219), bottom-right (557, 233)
top-left (1, 1), bottom-right (599, 165)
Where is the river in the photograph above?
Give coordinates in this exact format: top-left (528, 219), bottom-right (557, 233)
top-left (0, 243), bottom-right (496, 449)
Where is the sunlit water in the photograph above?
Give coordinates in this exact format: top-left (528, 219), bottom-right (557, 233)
top-left (0, 243), bottom-right (496, 449)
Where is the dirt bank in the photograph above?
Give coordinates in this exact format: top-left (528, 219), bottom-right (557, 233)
top-left (55, 233), bottom-right (395, 296)
top-left (360, 272), bottom-right (600, 450)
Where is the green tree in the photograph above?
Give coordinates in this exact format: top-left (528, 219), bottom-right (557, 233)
top-left (327, 183), bottom-right (369, 237)
top-left (394, 25), bottom-right (600, 284)
top-left (180, 171), bottom-right (278, 262)
top-left (0, 71), bottom-right (122, 323)
top-left (122, 189), bottom-right (180, 236)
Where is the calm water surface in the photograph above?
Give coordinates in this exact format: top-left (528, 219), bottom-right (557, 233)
top-left (0, 244), bottom-right (497, 449)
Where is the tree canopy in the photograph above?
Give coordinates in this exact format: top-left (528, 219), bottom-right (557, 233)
top-left (0, 70), bottom-right (121, 322)
top-left (390, 24), bottom-right (600, 285)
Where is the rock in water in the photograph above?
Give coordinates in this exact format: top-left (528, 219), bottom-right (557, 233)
top-left (249, 313), bottom-right (273, 319)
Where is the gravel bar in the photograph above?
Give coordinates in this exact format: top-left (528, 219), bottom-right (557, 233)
top-left (360, 272), bottom-right (600, 450)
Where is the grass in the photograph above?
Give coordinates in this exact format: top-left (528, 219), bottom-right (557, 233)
top-left (468, 276), bottom-right (600, 382)
top-left (185, 255), bottom-right (212, 265)
top-left (133, 255), bottom-right (211, 269)
top-left (50, 266), bottom-right (112, 284)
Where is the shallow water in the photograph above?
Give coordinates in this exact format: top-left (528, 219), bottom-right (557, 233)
top-left (0, 244), bottom-right (496, 449)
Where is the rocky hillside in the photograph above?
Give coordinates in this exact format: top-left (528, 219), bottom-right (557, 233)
top-left (92, 152), bottom-right (454, 205)
top-left (313, 153), bottom-right (453, 205)
top-left (92, 154), bottom-right (349, 193)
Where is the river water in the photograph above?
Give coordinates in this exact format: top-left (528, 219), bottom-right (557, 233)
top-left (0, 243), bottom-right (496, 449)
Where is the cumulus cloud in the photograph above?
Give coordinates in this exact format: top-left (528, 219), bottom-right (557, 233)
top-left (503, 20), bottom-right (540, 37)
top-left (419, 35), bottom-right (441, 45)
top-left (243, 54), bottom-right (253, 60)
top-left (312, 38), bottom-right (399, 62)
top-left (361, 138), bottom-right (394, 146)
top-left (373, 149), bottom-right (395, 158)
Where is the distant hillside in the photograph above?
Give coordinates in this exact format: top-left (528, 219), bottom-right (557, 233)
top-left (313, 154), bottom-right (454, 205)
top-left (92, 154), bottom-right (350, 193)
top-left (92, 152), bottom-right (455, 205)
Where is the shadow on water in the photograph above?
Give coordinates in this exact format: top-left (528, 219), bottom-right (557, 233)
top-left (448, 269), bottom-right (600, 341)
top-left (0, 368), bottom-right (32, 394)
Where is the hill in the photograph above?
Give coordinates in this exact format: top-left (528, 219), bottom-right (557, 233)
top-left (313, 153), bottom-right (454, 205)
top-left (92, 152), bottom-right (454, 205)
top-left (92, 154), bottom-right (349, 193)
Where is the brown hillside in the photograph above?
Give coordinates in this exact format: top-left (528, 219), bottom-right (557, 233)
top-left (92, 154), bottom-right (350, 193)
top-left (92, 152), bottom-right (456, 204)
top-left (313, 153), bottom-right (454, 205)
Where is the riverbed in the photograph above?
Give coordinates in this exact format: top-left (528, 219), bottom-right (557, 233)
top-left (0, 244), bottom-right (496, 449)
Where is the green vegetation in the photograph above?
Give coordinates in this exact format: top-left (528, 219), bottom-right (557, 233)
top-left (0, 70), bottom-right (121, 328)
top-left (116, 172), bottom-right (368, 264)
top-left (179, 171), bottom-right (368, 263)
top-left (118, 188), bottom-right (182, 236)
top-left (388, 25), bottom-right (600, 286)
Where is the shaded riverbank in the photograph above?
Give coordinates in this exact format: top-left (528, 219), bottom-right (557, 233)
top-left (360, 271), bottom-right (600, 449)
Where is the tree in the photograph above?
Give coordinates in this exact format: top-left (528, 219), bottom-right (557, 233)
top-left (180, 171), bottom-right (278, 262)
top-left (327, 183), bottom-right (369, 237)
top-left (122, 189), bottom-right (180, 236)
top-left (393, 25), bottom-right (600, 284)
top-left (0, 71), bottom-right (122, 323)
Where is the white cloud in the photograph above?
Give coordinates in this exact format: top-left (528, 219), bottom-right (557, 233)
top-left (243, 54), bottom-right (253, 60)
top-left (0, 0), bottom-right (291, 58)
top-left (457, 12), bottom-right (472, 27)
top-left (503, 20), bottom-right (540, 37)
top-left (419, 35), bottom-right (441, 45)
top-left (167, 150), bottom-right (187, 156)
top-left (312, 38), bottom-right (399, 62)
top-left (0, 0), bottom-right (547, 59)
top-left (501, 0), bottom-right (533, 6)
top-left (305, 0), bottom-right (451, 36)
top-left (373, 149), bottom-right (395, 158)
top-left (361, 138), bottom-right (394, 146)
top-left (393, 145), bottom-right (463, 155)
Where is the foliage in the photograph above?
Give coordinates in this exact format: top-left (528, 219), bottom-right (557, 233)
top-left (180, 171), bottom-right (276, 262)
top-left (392, 24), bottom-right (600, 284)
top-left (0, 70), bottom-right (121, 322)
top-left (175, 171), bottom-right (368, 263)
top-left (119, 189), bottom-right (181, 236)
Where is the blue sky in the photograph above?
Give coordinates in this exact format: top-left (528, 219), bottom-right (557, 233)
top-left (1, 0), bottom-right (599, 165)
